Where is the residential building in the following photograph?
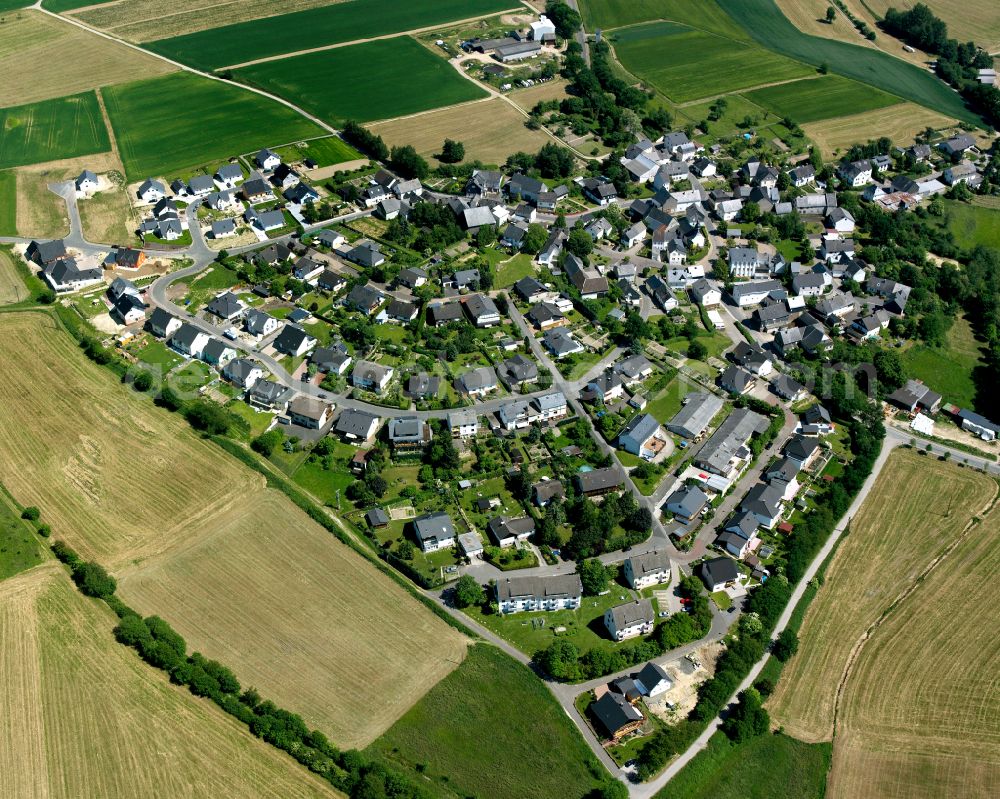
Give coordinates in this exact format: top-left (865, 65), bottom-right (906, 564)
top-left (664, 485), bottom-right (709, 523)
top-left (591, 691), bottom-right (643, 742)
top-left (311, 346), bottom-right (352, 375)
top-left (574, 467), bottom-right (623, 497)
top-left (543, 326), bottom-right (584, 358)
top-left (244, 308), bottom-right (279, 337)
top-left (728, 247), bottom-right (764, 278)
top-left (148, 307), bottom-right (181, 339)
top-left (223, 358), bottom-right (263, 389)
top-left (200, 338), bottom-right (236, 367)
top-left (335, 408), bottom-right (380, 442)
top-left (532, 478), bottom-right (565, 507)
top-left (718, 365), bottom-right (756, 396)
top-left (206, 291), bottom-right (245, 321)
top-left (497, 354), bottom-right (538, 387)
top-left (463, 293), bottom-right (501, 327)
top-left (351, 360), bottom-right (394, 392)
top-left (695, 408), bottom-right (768, 479)
top-left (486, 515), bottom-right (535, 548)
top-left (169, 323), bottom-right (209, 358)
top-left (635, 662), bottom-right (672, 697)
top-left (448, 409), bottom-right (479, 439)
top-left (248, 379), bottom-right (293, 412)
top-left (564, 253), bottom-right (608, 298)
top-left (387, 416), bottom-right (432, 453)
top-left (496, 574), bottom-right (583, 614)
top-left (605, 599), bottom-right (655, 641)
top-left (689, 278), bottom-right (721, 307)
top-left (741, 482), bottom-right (785, 529)
top-left (666, 392), bottom-right (724, 440)
top-left (457, 366), bottom-right (498, 398)
top-left (624, 550), bottom-right (671, 590)
top-left (288, 396), bottom-right (333, 429)
top-left (701, 557), bottom-right (739, 592)
top-left (413, 512), bottom-right (456, 553)
top-left (273, 324), bottom-right (317, 357)
top-left (618, 413), bottom-right (669, 460)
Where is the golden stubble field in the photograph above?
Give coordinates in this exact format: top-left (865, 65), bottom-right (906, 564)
top-left (0, 10), bottom-right (175, 107)
top-left (803, 103), bottom-right (956, 158)
top-left (0, 563), bottom-right (345, 799)
top-left (768, 448), bottom-right (1000, 798)
top-left (768, 448), bottom-right (998, 741)
top-left (0, 312), bottom-right (468, 748)
top-left (827, 507), bottom-right (1000, 799)
top-left (369, 97), bottom-right (551, 166)
top-left (72, 0), bottom-right (347, 43)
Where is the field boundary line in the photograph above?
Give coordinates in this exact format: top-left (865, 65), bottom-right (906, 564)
top-left (217, 7), bottom-right (524, 71)
top-left (829, 475), bottom-right (1000, 743)
top-left (33, 5), bottom-right (336, 134)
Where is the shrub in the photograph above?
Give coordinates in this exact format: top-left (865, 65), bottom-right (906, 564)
top-left (72, 561), bottom-right (117, 599)
top-left (21, 506), bottom-right (40, 521)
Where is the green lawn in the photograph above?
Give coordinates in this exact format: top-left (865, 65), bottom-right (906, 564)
top-left (0, 170), bottom-right (16, 235)
top-left (225, 400), bottom-right (275, 439)
top-left (367, 644), bottom-right (602, 799)
top-left (167, 359), bottom-right (214, 392)
top-left (711, 590), bottom-right (733, 610)
top-left (275, 135), bottom-right (362, 167)
top-left (677, 93), bottom-right (771, 137)
top-left (0, 489), bottom-right (44, 581)
top-left (742, 74), bottom-right (901, 125)
top-left (901, 315), bottom-right (985, 408)
top-left (654, 731), bottom-right (832, 799)
top-left (0, 91), bottom-right (110, 169)
top-left (132, 337), bottom-right (183, 371)
top-left (580, 0), bottom-right (751, 40)
top-left (148, 0), bottom-right (515, 71)
top-left (234, 37), bottom-right (487, 125)
top-left (943, 196), bottom-right (1000, 250)
top-left (464, 588), bottom-right (642, 658)
top-left (291, 458), bottom-right (355, 506)
top-left (715, 0), bottom-right (979, 123)
top-left (612, 22), bottom-right (811, 103)
top-left (102, 73), bottom-right (323, 180)
top-left (494, 253), bottom-right (536, 289)
top-left (645, 376), bottom-right (692, 425)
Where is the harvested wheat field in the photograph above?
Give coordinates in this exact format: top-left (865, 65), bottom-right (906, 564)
top-left (0, 563), bottom-right (344, 799)
top-left (827, 503), bottom-right (1000, 798)
top-left (508, 78), bottom-right (573, 112)
top-left (0, 311), bottom-right (468, 748)
top-left (768, 449), bottom-right (997, 742)
top-left (865, 0), bottom-right (1000, 53)
top-left (804, 103), bottom-right (955, 158)
top-left (0, 248), bottom-right (28, 304)
top-left (369, 97), bottom-right (550, 166)
top-left (73, 0), bottom-right (345, 43)
top-left (0, 10), bottom-right (175, 106)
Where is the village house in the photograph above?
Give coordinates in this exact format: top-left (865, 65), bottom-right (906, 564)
top-left (664, 484), bottom-right (709, 524)
top-left (605, 598), bottom-right (655, 641)
top-left (223, 358), bottom-right (263, 389)
top-left (448, 408), bottom-right (479, 439)
top-left (666, 392), bottom-right (724, 440)
top-left (248, 379), bottom-right (293, 412)
top-left (335, 408), bottom-right (380, 443)
top-left (618, 413), bottom-right (669, 460)
top-left (701, 556), bottom-right (739, 592)
top-left (351, 360), bottom-right (394, 393)
top-left (486, 515), bottom-right (535, 548)
top-left (591, 691), bottom-right (644, 742)
top-left (624, 550), bottom-right (671, 590)
top-left (287, 395), bottom-right (333, 429)
top-left (387, 416), bottom-right (433, 453)
top-left (574, 467), bottom-right (624, 497)
top-left (273, 324), bottom-right (316, 357)
top-left (413, 512), bottom-right (456, 553)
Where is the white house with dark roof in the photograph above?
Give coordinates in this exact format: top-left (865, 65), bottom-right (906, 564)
top-left (496, 574), bottom-right (582, 614)
top-left (256, 148), bottom-right (281, 171)
top-left (664, 484), bottom-right (709, 523)
top-left (334, 408), bottom-right (380, 442)
top-left (351, 360), bottom-right (394, 392)
top-left (413, 512), bottom-right (456, 553)
top-left (223, 358), bottom-right (263, 389)
top-left (623, 550), bottom-right (671, 590)
top-left (604, 599), bottom-right (654, 641)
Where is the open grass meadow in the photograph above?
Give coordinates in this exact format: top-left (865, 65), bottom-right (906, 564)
top-left (234, 37), bottom-right (487, 125)
top-left (101, 72), bottom-right (323, 179)
top-left (369, 97), bottom-right (550, 165)
top-left (742, 74), bottom-right (901, 124)
top-left (0, 170), bottom-right (15, 235)
top-left (0, 488), bottom-right (43, 580)
top-left (654, 731), bottom-right (832, 799)
top-left (767, 449), bottom-right (998, 742)
top-left (0, 310), bottom-right (468, 749)
top-left (579, 0), bottom-right (751, 40)
top-left (611, 21), bottom-right (812, 103)
top-left (367, 644), bottom-right (603, 799)
top-left (0, 9), bottom-right (176, 107)
top-left (803, 102), bottom-right (956, 158)
top-left (943, 195), bottom-right (1000, 251)
top-left (826, 504), bottom-right (1000, 799)
top-left (146, 0), bottom-right (518, 71)
top-left (901, 315), bottom-right (986, 408)
top-left (0, 564), bottom-right (345, 799)
top-left (714, 0), bottom-right (979, 122)
top-left (0, 91), bottom-right (110, 170)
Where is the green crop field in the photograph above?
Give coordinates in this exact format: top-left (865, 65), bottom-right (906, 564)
top-left (146, 0), bottom-right (516, 71)
top-left (293, 135), bottom-right (362, 167)
top-left (0, 92), bottom-right (109, 169)
top-left (39, 0), bottom-right (93, 9)
top-left (742, 75), bottom-right (901, 124)
top-left (580, 0), bottom-right (751, 40)
top-left (0, 170), bottom-right (15, 235)
top-left (367, 644), bottom-right (602, 799)
top-left (0, 0), bottom-right (31, 10)
top-left (715, 0), bottom-right (979, 123)
top-left (234, 38), bottom-right (487, 125)
top-left (612, 22), bottom-right (812, 103)
top-left (101, 73), bottom-right (323, 179)
top-left (654, 731), bottom-right (832, 799)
